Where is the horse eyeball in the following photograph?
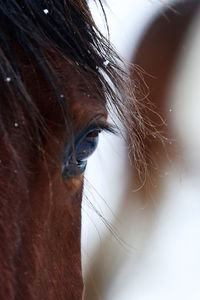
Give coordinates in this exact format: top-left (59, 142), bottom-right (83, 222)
top-left (62, 129), bottom-right (100, 179)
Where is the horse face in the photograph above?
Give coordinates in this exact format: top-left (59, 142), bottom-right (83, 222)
top-left (0, 51), bottom-right (107, 299)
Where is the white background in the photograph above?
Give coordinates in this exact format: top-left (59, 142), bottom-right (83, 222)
top-left (82, 1), bottom-right (200, 299)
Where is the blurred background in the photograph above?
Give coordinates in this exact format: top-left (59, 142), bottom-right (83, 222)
top-left (82, 0), bottom-right (200, 299)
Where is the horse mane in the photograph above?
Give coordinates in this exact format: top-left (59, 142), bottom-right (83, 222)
top-left (0, 0), bottom-right (149, 182)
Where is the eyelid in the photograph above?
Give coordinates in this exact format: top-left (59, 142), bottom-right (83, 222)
top-left (86, 121), bottom-right (116, 135)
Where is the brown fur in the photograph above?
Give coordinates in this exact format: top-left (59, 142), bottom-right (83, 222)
top-left (0, 52), bottom-right (107, 299)
top-left (131, 0), bottom-right (200, 198)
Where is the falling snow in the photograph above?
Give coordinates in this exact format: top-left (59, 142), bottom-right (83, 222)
top-left (14, 122), bottom-right (19, 127)
top-left (43, 9), bottom-right (49, 14)
top-left (5, 77), bottom-right (11, 82)
top-left (103, 60), bottom-right (109, 67)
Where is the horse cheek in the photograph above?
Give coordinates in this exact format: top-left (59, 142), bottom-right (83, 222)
top-left (31, 165), bottom-right (84, 299)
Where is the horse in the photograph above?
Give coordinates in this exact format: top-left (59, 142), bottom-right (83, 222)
top-left (0, 1), bottom-right (144, 299)
top-left (130, 0), bottom-right (200, 199)
top-left (84, 0), bottom-right (200, 299)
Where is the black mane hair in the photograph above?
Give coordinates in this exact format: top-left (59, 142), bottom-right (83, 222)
top-left (0, 0), bottom-right (150, 179)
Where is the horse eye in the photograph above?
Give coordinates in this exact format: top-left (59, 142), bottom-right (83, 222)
top-left (62, 129), bottom-right (100, 179)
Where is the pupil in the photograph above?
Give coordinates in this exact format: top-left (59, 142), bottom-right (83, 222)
top-left (75, 131), bottom-right (99, 161)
